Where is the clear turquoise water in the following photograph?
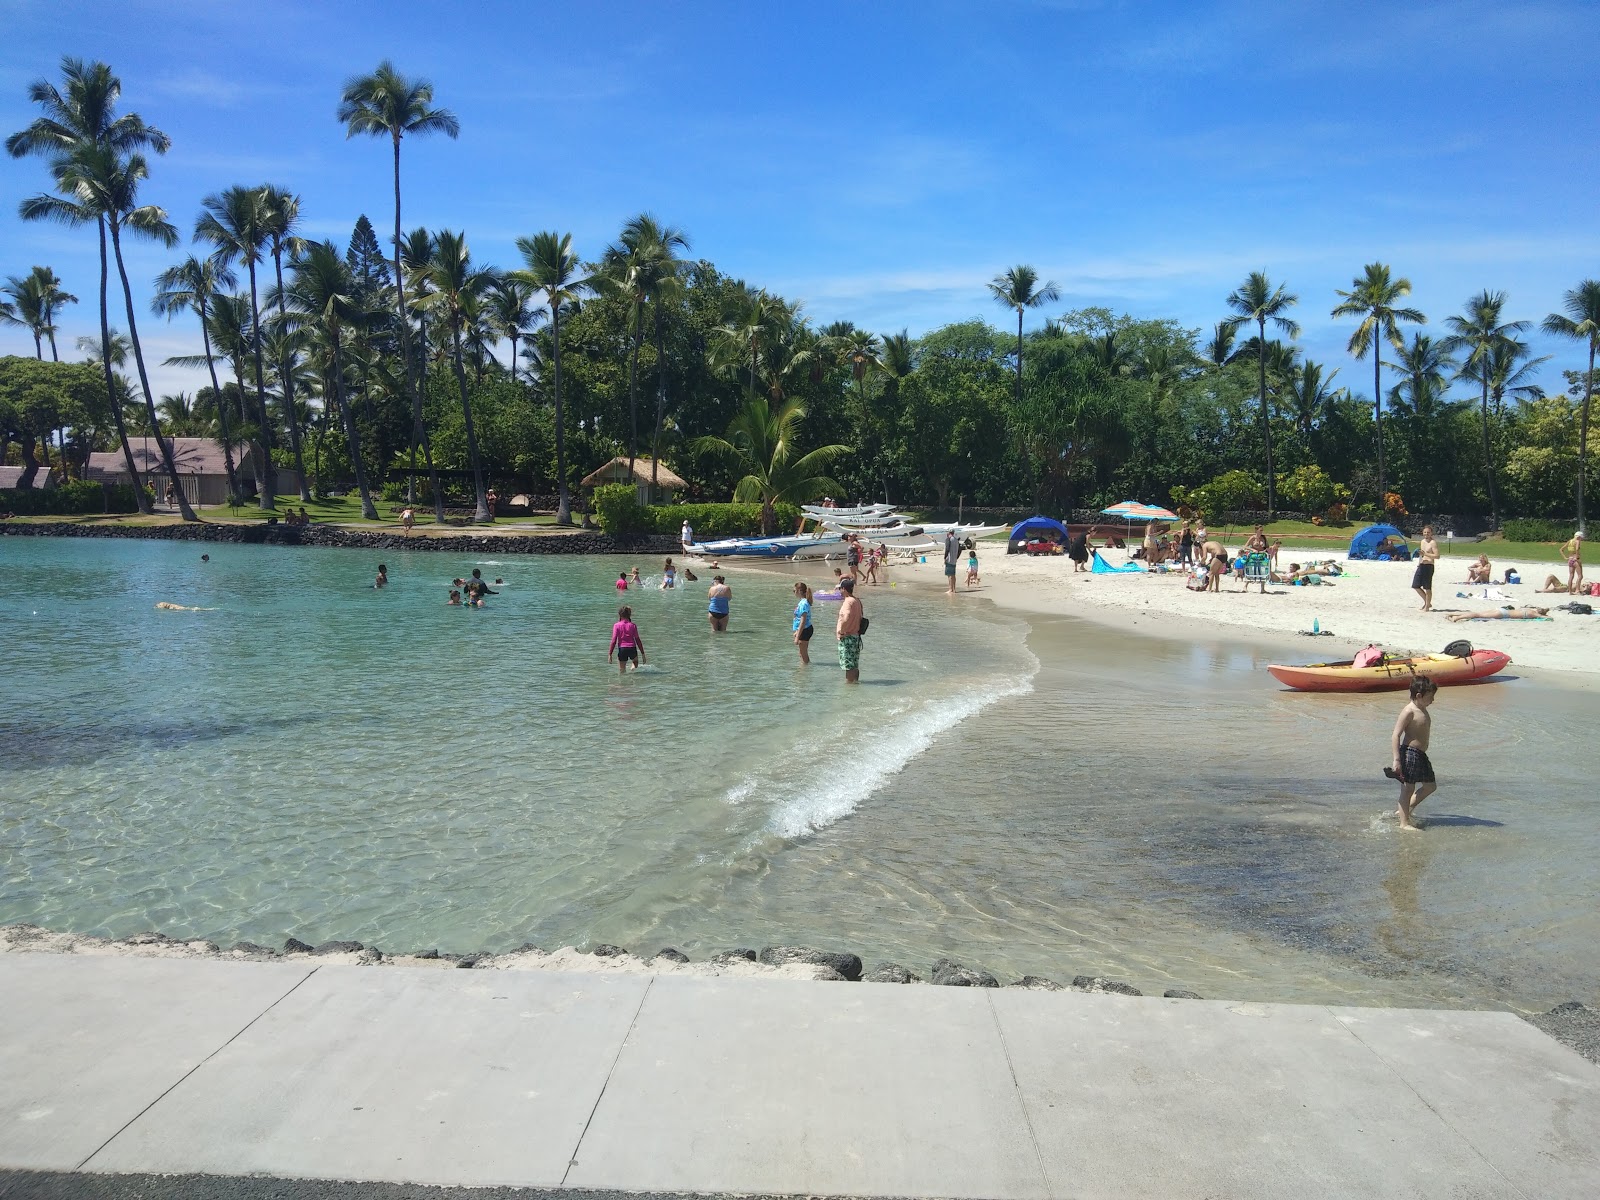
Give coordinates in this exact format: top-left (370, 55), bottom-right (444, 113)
top-left (4, 537), bottom-right (1597, 1011)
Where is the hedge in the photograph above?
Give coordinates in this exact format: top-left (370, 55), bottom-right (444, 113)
top-left (591, 484), bottom-right (801, 538)
top-left (0, 480), bottom-right (139, 515)
top-left (1501, 518), bottom-right (1577, 543)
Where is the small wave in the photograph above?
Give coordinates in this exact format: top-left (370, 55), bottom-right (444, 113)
top-left (724, 777), bottom-right (758, 805)
top-left (764, 668), bottom-right (1037, 841)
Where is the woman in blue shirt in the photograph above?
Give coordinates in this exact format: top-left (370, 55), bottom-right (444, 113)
top-left (792, 581), bottom-right (814, 664)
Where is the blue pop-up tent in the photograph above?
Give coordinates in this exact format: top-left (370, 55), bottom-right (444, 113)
top-left (1009, 515), bottom-right (1070, 544)
top-left (1348, 523), bottom-right (1410, 561)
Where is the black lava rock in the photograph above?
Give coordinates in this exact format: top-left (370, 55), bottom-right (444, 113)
top-left (121, 931), bottom-right (173, 946)
top-left (654, 948), bottom-right (690, 963)
top-left (1012, 975), bottom-right (1065, 990)
top-left (283, 937), bottom-right (314, 954)
top-left (230, 942), bottom-right (275, 956)
top-left (590, 944), bottom-right (627, 957)
top-left (931, 958), bottom-right (999, 987)
top-left (1163, 988), bottom-right (1204, 1000)
top-left (813, 966), bottom-right (849, 981)
top-left (1072, 975), bottom-right (1143, 996)
top-left (1527, 1001), bottom-right (1600, 1065)
top-left (759, 946), bottom-right (863, 981)
top-left (416, 948), bottom-right (440, 959)
top-left (863, 963), bottom-right (920, 984)
top-left (711, 948), bottom-right (758, 963)
top-left (455, 953), bottom-right (487, 969)
top-left (312, 940), bottom-right (364, 955)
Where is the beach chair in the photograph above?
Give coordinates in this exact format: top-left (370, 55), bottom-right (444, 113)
top-left (1244, 552), bottom-right (1270, 586)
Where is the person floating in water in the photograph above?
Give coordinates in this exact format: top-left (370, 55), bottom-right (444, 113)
top-left (609, 604), bottom-right (647, 674)
top-left (447, 589), bottom-right (462, 606)
top-left (707, 576), bottom-right (732, 632)
top-left (1389, 676), bottom-right (1438, 831)
top-left (375, 564), bottom-right (388, 588)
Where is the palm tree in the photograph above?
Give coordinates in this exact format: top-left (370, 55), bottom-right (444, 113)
top-left (1544, 281), bottom-right (1600, 532)
top-left (485, 275), bottom-right (540, 379)
top-left (1285, 360), bottom-right (1341, 441)
top-left (1331, 263), bottom-right (1425, 504)
top-left (1204, 321), bottom-right (1238, 368)
top-left (513, 231), bottom-right (588, 524)
top-left (1443, 291), bottom-right (1528, 529)
top-left (420, 230), bottom-right (494, 522)
top-left (154, 254), bottom-right (242, 500)
top-left (262, 185), bottom-right (312, 501)
top-left (695, 394), bottom-right (847, 534)
top-left (987, 265), bottom-right (1061, 412)
top-left (711, 286), bottom-right (779, 396)
top-left (0, 267), bottom-right (77, 359)
top-left (7, 57), bottom-right (173, 515)
top-left (339, 62), bottom-right (458, 520)
top-left (195, 185), bottom-right (276, 508)
top-left (396, 225), bottom-right (444, 513)
top-left (1386, 334), bottom-right (1457, 416)
top-left (1224, 271), bottom-right (1300, 516)
top-left (280, 242), bottom-right (379, 519)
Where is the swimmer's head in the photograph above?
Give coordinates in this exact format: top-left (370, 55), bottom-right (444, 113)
top-left (620, 572), bottom-right (627, 580)
top-left (840, 576), bottom-right (855, 591)
top-left (377, 564), bottom-right (387, 573)
top-left (618, 605), bottom-right (632, 620)
top-left (713, 575), bottom-right (725, 583)
top-left (1409, 677), bottom-right (1438, 699)
top-left (200, 554), bottom-right (210, 562)
top-left (494, 578), bottom-right (503, 584)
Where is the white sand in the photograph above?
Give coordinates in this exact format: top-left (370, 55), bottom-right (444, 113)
top-left (894, 547), bottom-right (1598, 682)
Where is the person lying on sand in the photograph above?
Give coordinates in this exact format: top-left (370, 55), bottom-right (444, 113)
top-left (1445, 607), bottom-right (1550, 621)
top-left (1540, 574), bottom-right (1570, 593)
top-left (155, 602), bottom-right (214, 611)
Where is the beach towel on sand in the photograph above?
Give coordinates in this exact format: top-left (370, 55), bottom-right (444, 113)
top-left (1092, 551), bottom-right (1144, 574)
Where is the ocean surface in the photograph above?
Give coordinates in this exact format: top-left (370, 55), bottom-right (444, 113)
top-left (1, 537), bottom-right (1594, 1011)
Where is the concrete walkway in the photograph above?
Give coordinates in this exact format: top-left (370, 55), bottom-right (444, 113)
top-left (2, 955), bottom-right (1596, 1199)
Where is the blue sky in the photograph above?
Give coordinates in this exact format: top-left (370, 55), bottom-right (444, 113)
top-left (2, 0), bottom-right (1596, 402)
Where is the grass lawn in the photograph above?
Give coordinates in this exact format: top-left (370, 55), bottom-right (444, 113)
top-left (2, 494), bottom-right (570, 532)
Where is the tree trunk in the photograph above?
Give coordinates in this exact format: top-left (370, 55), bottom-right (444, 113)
top-left (1016, 309), bottom-right (1024, 411)
top-left (1373, 352), bottom-right (1385, 505)
top-left (391, 134), bottom-right (445, 524)
top-left (18, 436), bottom-right (39, 488)
top-left (651, 303), bottom-right (667, 493)
top-left (272, 248), bottom-right (312, 501)
top-left (1579, 342), bottom-right (1595, 536)
top-left (31, 332), bottom-right (42, 360)
top-left (47, 329), bottom-right (58, 362)
top-left (330, 329), bottom-right (378, 520)
top-left (451, 316), bottom-right (490, 522)
top-left (1259, 316), bottom-right (1275, 518)
top-left (1479, 379), bottom-right (1499, 529)
top-left (627, 310), bottom-right (642, 481)
top-left (198, 296), bottom-right (242, 503)
top-left (97, 218), bottom-right (150, 513)
top-left (553, 299), bottom-right (571, 524)
top-left (243, 259), bottom-right (275, 509)
top-left (110, 215), bottom-right (199, 522)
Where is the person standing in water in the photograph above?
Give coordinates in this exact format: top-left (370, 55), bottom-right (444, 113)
top-left (1389, 676), bottom-right (1438, 831)
top-left (792, 581), bottom-right (814, 664)
top-left (375, 564), bottom-right (388, 588)
top-left (1412, 525), bottom-right (1440, 611)
top-left (662, 558), bottom-right (676, 589)
top-left (707, 575), bottom-right (732, 631)
top-left (943, 529), bottom-right (960, 595)
top-left (609, 605), bottom-right (647, 674)
top-left (617, 571), bottom-right (629, 592)
top-left (836, 576), bottom-right (864, 683)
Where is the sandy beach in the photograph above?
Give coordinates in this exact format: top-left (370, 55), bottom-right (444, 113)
top-left (879, 544), bottom-right (1600, 682)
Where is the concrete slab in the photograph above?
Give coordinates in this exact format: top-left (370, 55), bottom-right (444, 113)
top-left (0, 956), bottom-right (313, 1171)
top-left (1331, 1005), bottom-right (1600, 1195)
top-left (87, 965), bottom-right (650, 1188)
top-left (992, 992), bottom-right (1530, 1200)
top-left (566, 974), bottom-right (1049, 1200)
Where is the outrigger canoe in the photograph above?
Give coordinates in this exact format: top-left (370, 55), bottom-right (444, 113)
top-left (1267, 649), bottom-right (1511, 692)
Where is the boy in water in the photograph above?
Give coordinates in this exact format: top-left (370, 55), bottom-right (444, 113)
top-left (1389, 676), bottom-right (1438, 831)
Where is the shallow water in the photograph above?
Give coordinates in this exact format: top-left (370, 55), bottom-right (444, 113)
top-left (1, 538), bottom-right (1594, 1010)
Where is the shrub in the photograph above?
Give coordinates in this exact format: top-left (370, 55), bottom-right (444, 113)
top-left (592, 484), bottom-right (649, 535)
top-left (378, 480), bottom-right (406, 504)
top-left (1276, 465), bottom-right (1340, 515)
top-left (1501, 518), bottom-right (1574, 543)
top-left (1191, 470), bottom-right (1263, 516)
top-left (592, 487), bottom-right (803, 538)
top-left (0, 479), bottom-right (136, 515)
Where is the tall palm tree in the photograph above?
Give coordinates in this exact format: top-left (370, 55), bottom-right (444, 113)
top-left (339, 62), bottom-right (458, 520)
top-left (513, 231), bottom-right (588, 524)
top-left (1386, 334), bottom-right (1456, 416)
top-left (396, 225), bottom-right (444, 513)
top-left (694, 394), bottom-right (847, 535)
top-left (1285, 360), bottom-right (1341, 440)
top-left (0, 267), bottom-right (77, 359)
top-left (987, 265), bottom-right (1061, 412)
top-left (1331, 263), bottom-right (1425, 504)
top-left (1544, 281), bottom-right (1600, 532)
top-left (154, 254), bottom-right (242, 500)
top-left (195, 185), bottom-right (276, 508)
top-left (262, 185), bottom-right (312, 501)
top-left (420, 230), bottom-right (494, 522)
top-left (7, 57), bottom-right (172, 514)
top-left (1224, 271), bottom-right (1300, 516)
top-left (711, 286), bottom-right (779, 396)
top-left (635, 218), bottom-right (690, 493)
top-left (279, 242), bottom-right (379, 519)
top-left (1442, 291), bottom-right (1528, 529)
top-left (485, 275), bottom-right (540, 380)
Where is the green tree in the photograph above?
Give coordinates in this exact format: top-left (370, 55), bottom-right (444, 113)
top-left (263, 185), bottom-right (312, 501)
top-left (1443, 290), bottom-right (1528, 528)
top-left (987, 265), bottom-right (1060, 413)
top-left (420, 230), bottom-right (494, 521)
top-left (513, 231), bottom-right (589, 523)
top-left (485, 275), bottom-right (539, 381)
top-left (1224, 271), bottom-right (1300, 517)
top-left (7, 57), bottom-right (185, 516)
top-left (338, 61), bottom-right (459, 522)
top-left (1, 266), bottom-right (77, 360)
top-left (153, 254), bottom-right (242, 500)
top-left (279, 242), bottom-right (379, 519)
top-left (1331, 263), bottom-right (1425, 504)
top-left (1543, 281), bottom-right (1600, 532)
top-left (695, 393), bottom-right (847, 533)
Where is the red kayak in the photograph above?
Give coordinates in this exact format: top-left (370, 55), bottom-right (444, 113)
top-left (1267, 649), bottom-right (1511, 692)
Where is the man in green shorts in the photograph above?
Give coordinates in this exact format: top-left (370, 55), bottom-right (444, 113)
top-left (836, 576), bottom-right (864, 683)
top-left (943, 529), bottom-right (960, 595)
